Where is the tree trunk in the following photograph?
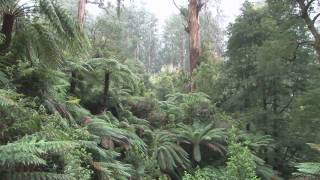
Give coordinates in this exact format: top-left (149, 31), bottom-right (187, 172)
top-left (77, 0), bottom-right (87, 27)
top-left (70, 0), bottom-right (87, 94)
top-left (104, 72), bottom-right (111, 106)
top-left (70, 71), bottom-right (77, 94)
top-left (301, 11), bottom-right (320, 57)
top-left (188, 0), bottom-right (201, 75)
top-left (117, 0), bottom-right (122, 18)
top-left (0, 14), bottom-right (15, 54)
top-left (179, 31), bottom-right (185, 70)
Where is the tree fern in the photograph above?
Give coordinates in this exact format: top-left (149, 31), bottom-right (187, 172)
top-left (86, 58), bottom-right (139, 92)
top-left (86, 117), bottom-right (146, 152)
top-left (175, 123), bottom-right (226, 163)
top-left (152, 130), bottom-right (190, 171)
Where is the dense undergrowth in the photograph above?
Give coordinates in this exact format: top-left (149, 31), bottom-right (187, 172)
top-left (1, 0), bottom-right (320, 180)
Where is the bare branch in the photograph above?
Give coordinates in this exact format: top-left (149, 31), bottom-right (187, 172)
top-left (296, 0), bottom-right (315, 15)
top-left (306, 0), bottom-right (316, 10)
top-left (184, 24), bottom-right (190, 33)
top-left (279, 94), bottom-right (294, 114)
top-left (313, 13), bottom-right (320, 23)
top-left (87, 0), bottom-right (104, 7)
top-left (172, 0), bottom-right (188, 19)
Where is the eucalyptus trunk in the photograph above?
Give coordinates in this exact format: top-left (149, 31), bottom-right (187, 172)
top-left (188, 0), bottom-right (201, 76)
top-left (70, 0), bottom-right (87, 94)
top-left (77, 0), bottom-right (87, 27)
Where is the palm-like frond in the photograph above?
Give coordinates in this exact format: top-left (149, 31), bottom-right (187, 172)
top-left (86, 116), bottom-right (146, 152)
top-left (166, 92), bottom-right (211, 104)
top-left (36, 0), bottom-right (86, 52)
top-left (175, 123), bottom-right (226, 162)
top-left (239, 132), bottom-right (274, 151)
top-left (152, 130), bottom-right (190, 171)
top-left (2, 0), bottom-right (87, 67)
top-left (0, 0), bottom-right (26, 16)
top-left (86, 58), bottom-right (139, 92)
top-left (80, 140), bottom-right (118, 161)
top-left (93, 161), bottom-right (133, 180)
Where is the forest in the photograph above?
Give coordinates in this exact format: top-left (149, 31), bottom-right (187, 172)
top-left (0, 0), bottom-right (320, 179)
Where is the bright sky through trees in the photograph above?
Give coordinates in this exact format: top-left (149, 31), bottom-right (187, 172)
top-left (140, 0), bottom-right (247, 27)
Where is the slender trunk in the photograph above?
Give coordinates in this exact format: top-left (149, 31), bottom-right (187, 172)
top-left (0, 14), bottom-right (15, 54)
top-left (104, 72), bottom-right (110, 106)
top-left (77, 0), bottom-right (87, 27)
top-left (262, 80), bottom-right (267, 110)
top-left (70, 71), bottom-right (77, 94)
top-left (148, 31), bottom-right (153, 73)
top-left (70, 0), bottom-right (87, 94)
top-left (179, 32), bottom-right (185, 70)
top-left (272, 80), bottom-right (278, 138)
top-left (117, 0), bottom-right (121, 18)
top-left (188, 0), bottom-right (201, 75)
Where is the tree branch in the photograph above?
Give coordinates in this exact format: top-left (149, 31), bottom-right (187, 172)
top-left (306, 0), bottom-right (316, 10)
top-left (198, 0), bottom-right (209, 11)
top-left (87, 0), bottom-right (104, 7)
top-left (312, 13), bottom-right (320, 23)
top-left (172, 0), bottom-right (187, 19)
top-left (279, 95), bottom-right (294, 114)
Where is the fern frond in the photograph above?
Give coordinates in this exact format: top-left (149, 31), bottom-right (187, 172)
top-left (0, 89), bottom-right (21, 107)
top-left (0, 139), bottom-right (77, 167)
top-left (295, 162), bottom-right (320, 177)
top-left (93, 161), bottom-right (133, 179)
top-left (2, 172), bottom-right (75, 180)
top-left (152, 130), bottom-right (190, 171)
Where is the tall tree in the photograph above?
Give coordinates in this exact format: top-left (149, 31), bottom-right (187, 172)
top-left (223, 1), bottom-right (315, 176)
top-left (70, 0), bottom-right (88, 94)
top-left (78, 0), bottom-right (87, 26)
top-left (173, 0), bottom-right (209, 76)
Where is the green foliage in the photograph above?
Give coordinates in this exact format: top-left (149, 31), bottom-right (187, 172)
top-left (152, 130), bottom-right (190, 171)
top-left (183, 168), bottom-right (225, 180)
top-left (295, 163), bottom-right (320, 178)
top-left (225, 127), bottom-right (260, 180)
top-left (166, 92), bottom-right (214, 124)
top-left (193, 62), bottom-right (223, 101)
top-left (175, 123), bottom-right (226, 163)
top-left (295, 144), bottom-right (320, 178)
top-left (152, 73), bottom-right (175, 101)
top-left (1, 0), bottom-right (320, 179)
